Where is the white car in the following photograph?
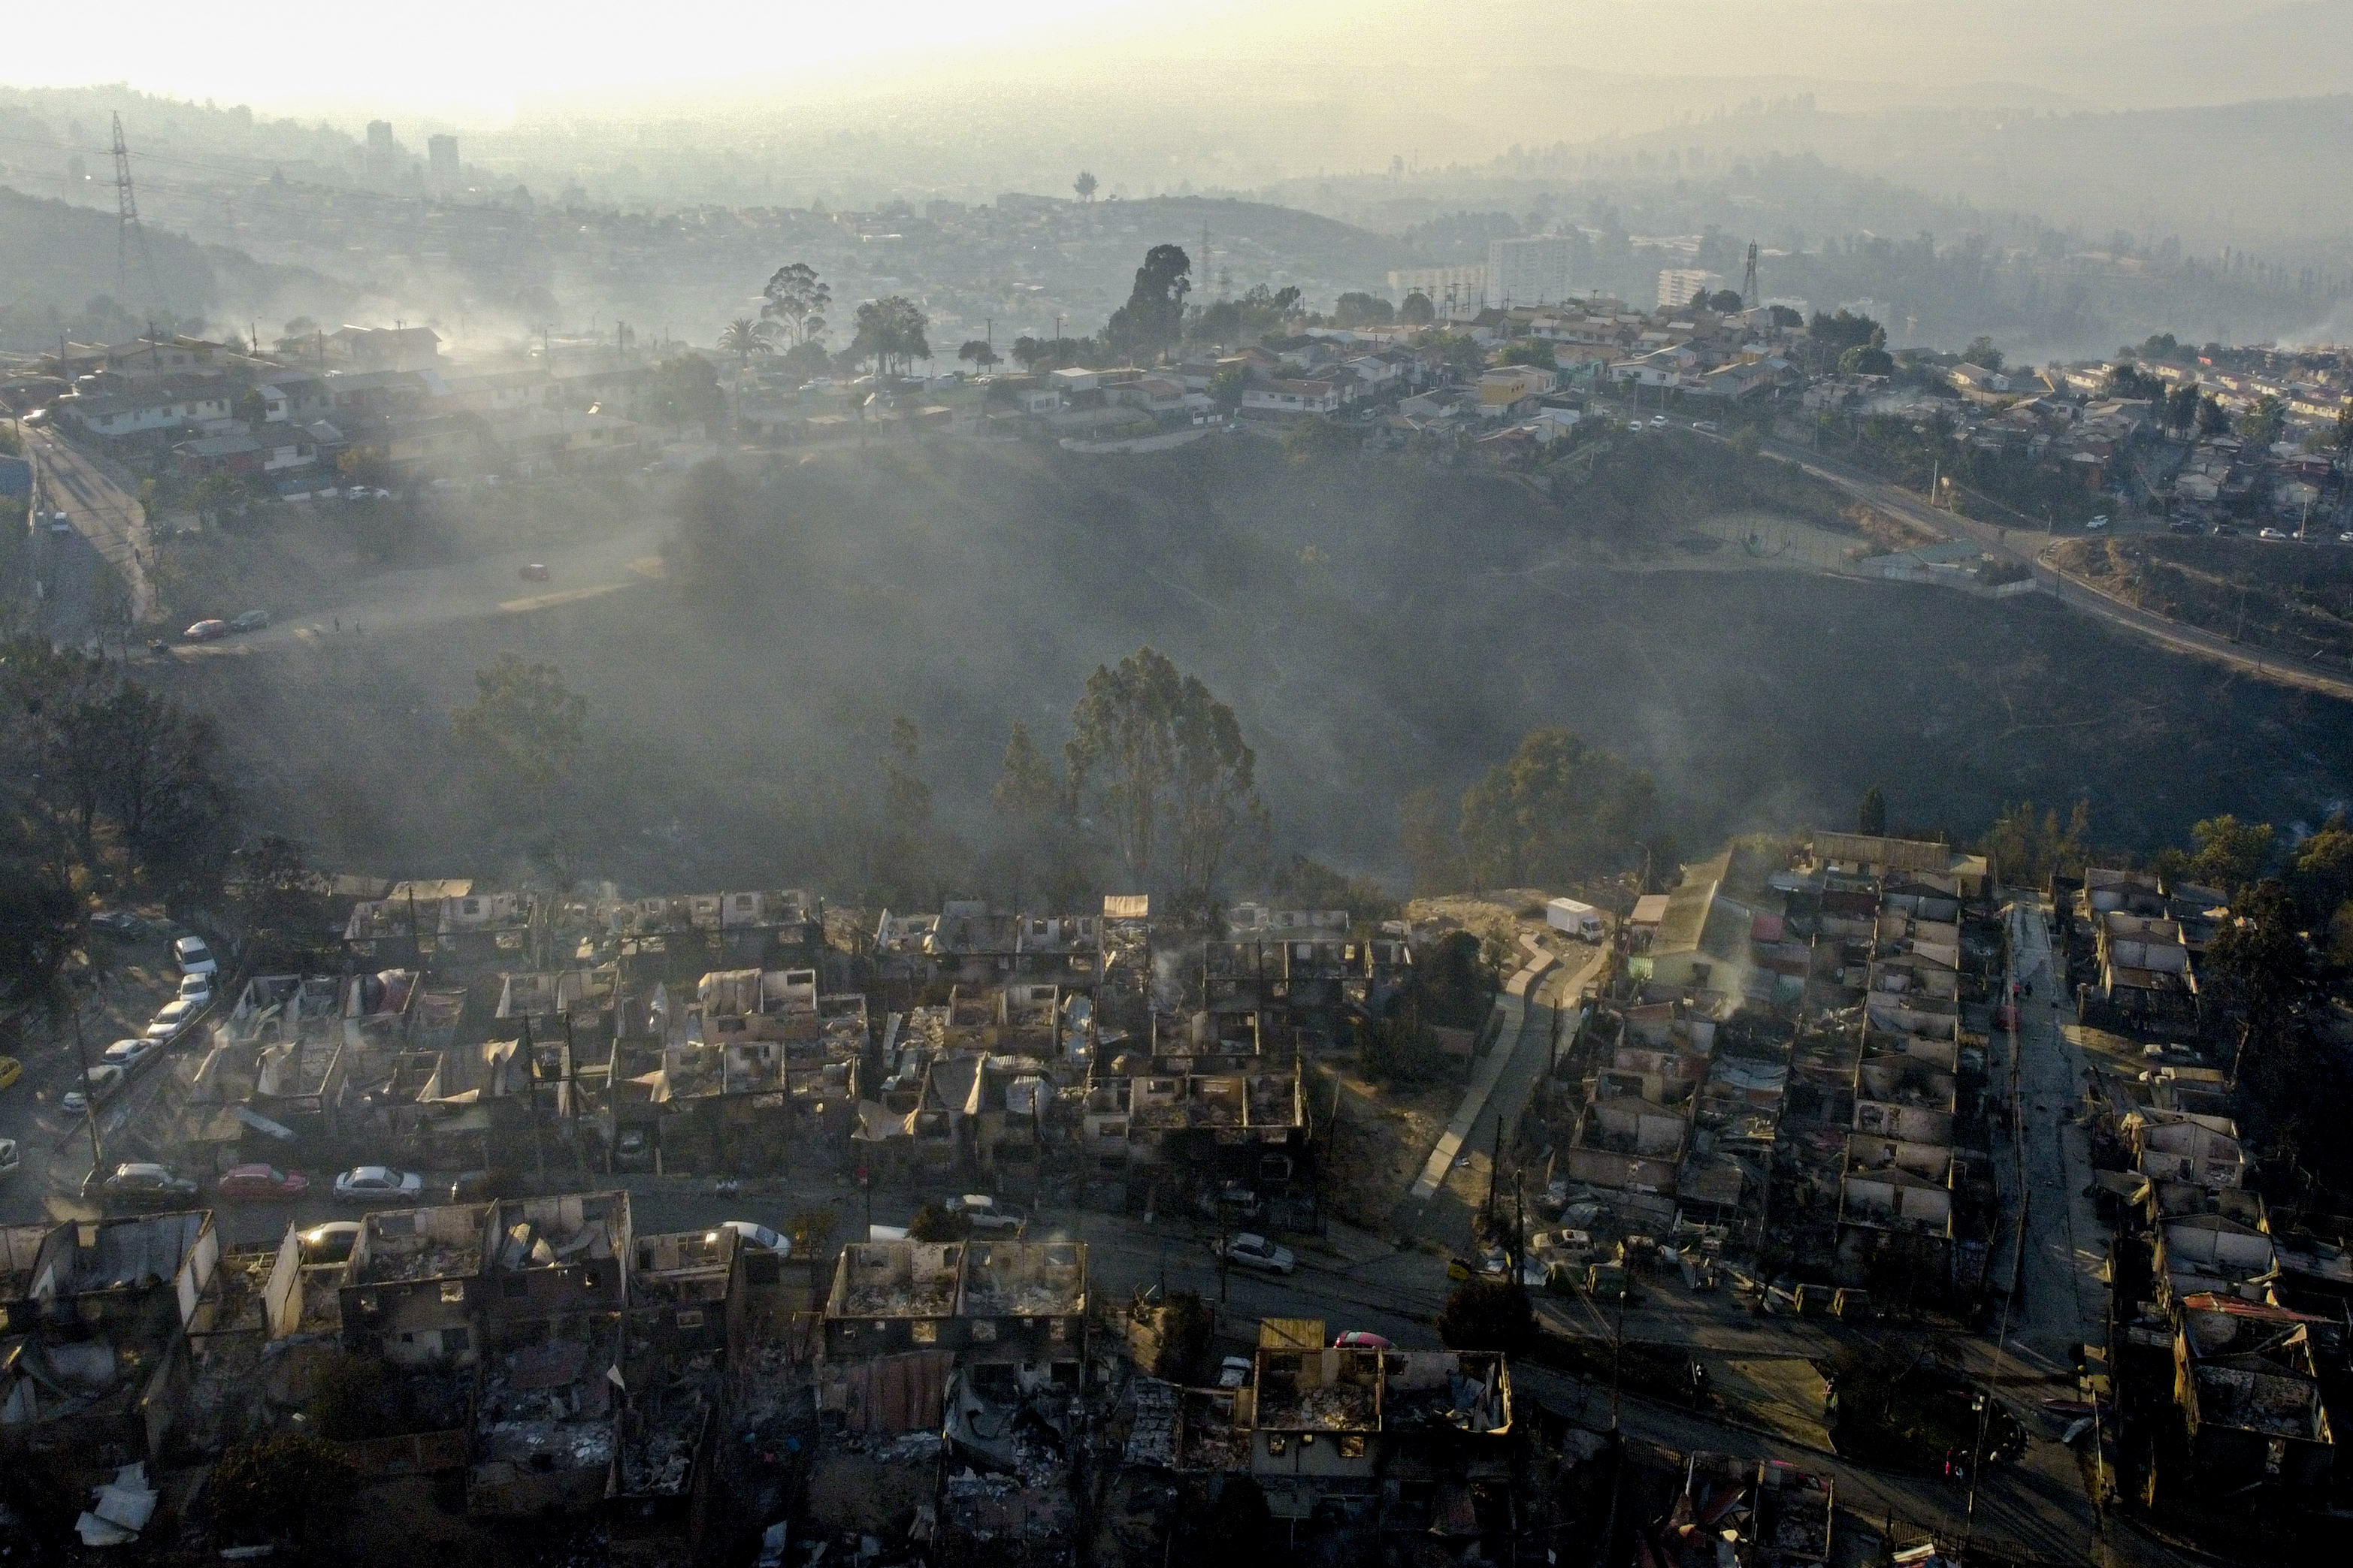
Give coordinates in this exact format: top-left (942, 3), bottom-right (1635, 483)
top-left (173, 936), bottom-right (217, 977)
top-left (0, 1137), bottom-right (17, 1179)
top-left (334, 1165), bottom-right (424, 1203)
top-left (101, 1038), bottom-right (158, 1068)
top-left (177, 973), bottom-right (213, 1006)
top-left (718, 1220), bottom-right (792, 1258)
top-left (1210, 1232), bottom-right (1296, 1276)
top-left (62, 1065), bottom-right (125, 1113)
top-left (945, 1194), bottom-right (1025, 1234)
top-left (1217, 1355), bottom-right (1254, 1389)
top-left (2258, 527), bottom-right (2290, 540)
top-left (298, 1220), bottom-right (365, 1264)
top-left (144, 999), bottom-right (197, 1038)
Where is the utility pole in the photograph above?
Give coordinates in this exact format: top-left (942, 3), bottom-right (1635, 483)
top-left (68, 993), bottom-right (104, 1178)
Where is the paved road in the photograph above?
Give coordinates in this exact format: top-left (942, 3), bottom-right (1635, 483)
top-left (2007, 902), bottom-right (2110, 1372)
top-left (1760, 437), bottom-right (2353, 704)
top-left (26, 424), bottom-right (153, 626)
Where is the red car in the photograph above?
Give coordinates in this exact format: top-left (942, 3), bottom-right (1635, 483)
top-left (184, 619), bottom-right (230, 642)
top-left (517, 563), bottom-right (551, 582)
top-left (216, 1164), bottom-right (310, 1199)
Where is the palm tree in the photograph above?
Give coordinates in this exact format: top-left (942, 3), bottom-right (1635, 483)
top-left (715, 318), bottom-right (775, 418)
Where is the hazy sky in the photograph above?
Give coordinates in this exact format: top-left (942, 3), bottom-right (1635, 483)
top-left (16, 0), bottom-right (1153, 115)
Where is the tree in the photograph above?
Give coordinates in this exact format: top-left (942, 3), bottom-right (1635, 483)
top-left (715, 316), bottom-right (774, 372)
top-left (1072, 171), bottom-right (1098, 204)
top-left (1399, 787), bottom-right (1466, 895)
top-left (231, 834), bottom-right (328, 965)
top-left (1704, 289), bottom-right (1746, 313)
top-left (2208, 878), bottom-right (2307, 1062)
top-left (451, 652), bottom-right (587, 790)
top-left (1064, 648), bottom-right (1261, 916)
top-left (956, 338), bottom-right (1000, 374)
top-left (1498, 339), bottom-right (1556, 370)
top-left (1269, 853), bottom-right (1400, 926)
top-left (1105, 243), bottom-right (1191, 361)
top-left (1331, 291), bottom-right (1395, 328)
top-left (2196, 394), bottom-right (2231, 437)
top-left (1436, 1279), bottom-right (1536, 1354)
top-left (2335, 403), bottom-right (2353, 455)
top-left (2166, 382), bottom-right (2201, 437)
top-left (1838, 340), bottom-right (1894, 376)
top-left (1283, 414), bottom-right (1360, 463)
top-left (1962, 335), bottom-right (2004, 373)
top-left (1208, 362), bottom-right (1250, 415)
top-left (2189, 814), bottom-right (2275, 894)
top-left (1973, 800), bottom-right (2089, 887)
top-left (848, 295), bottom-right (930, 376)
top-left (1399, 290), bottom-right (1435, 325)
top-left (1457, 728), bottom-right (1657, 890)
top-left (2290, 814), bottom-right (2353, 923)
top-left (649, 350), bottom-right (726, 431)
top-left (2106, 361), bottom-right (2165, 402)
top-left (207, 1431), bottom-right (356, 1545)
top-left (867, 715), bottom-right (936, 906)
top-left (907, 1201), bottom-right (970, 1242)
top-left (2238, 394), bottom-right (2287, 448)
top-left (760, 261), bottom-right (831, 346)
top-left (991, 721), bottom-right (1079, 907)
top-left (1856, 785), bottom-right (1888, 837)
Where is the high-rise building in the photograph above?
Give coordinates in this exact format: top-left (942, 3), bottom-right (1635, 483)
top-left (1485, 234), bottom-right (1574, 308)
top-left (364, 120), bottom-right (398, 186)
top-left (1656, 268), bottom-right (1725, 310)
top-left (428, 134), bottom-right (460, 192)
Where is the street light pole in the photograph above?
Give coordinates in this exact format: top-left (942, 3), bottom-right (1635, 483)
top-left (67, 992), bottom-right (104, 1177)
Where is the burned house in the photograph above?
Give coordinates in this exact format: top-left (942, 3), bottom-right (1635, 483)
top-left (342, 1203), bottom-right (494, 1367)
top-left (485, 1192), bottom-right (632, 1321)
top-left (0, 1212), bottom-right (219, 1467)
top-left (2173, 1295), bottom-right (2335, 1487)
top-left (2093, 911), bottom-right (2199, 1032)
top-left (646, 968), bottom-right (859, 1174)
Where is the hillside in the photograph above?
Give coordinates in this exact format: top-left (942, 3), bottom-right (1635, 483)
top-left (2051, 534), bottom-right (2353, 666)
top-left (148, 437), bottom-right (2353, 894)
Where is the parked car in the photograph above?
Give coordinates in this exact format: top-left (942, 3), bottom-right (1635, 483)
top-left (174, 935), bottom-right (218, 977)
top-left (1217, 1355), bottom-right (1254, 1389)
top-left (1332, 1331), bottom-right (1393, 1349)
top-left (945, 1194), bottom-right (1026, 1234)
top-left (0, 1056), bottom-right (20, 1092)
top-left (229, 609), bottom-right (270, 632)
top-left (1692, 420), bottom-right (1719, 433)
top-left (101, 1038), bottom-right (158, 1068)
top-left (2259, 527), bottom-right (2291, 540)
top-left (183, 619), bottom-right (230, 642)
top-left (62, 1064), bottom-right (124, 1113)
top-left (90, 911), bottom-right (152, 939)
top-left (217, 1165), bottom-right (311, 1198)
top-left (718, 1220), bottom-right (792, 1258)
top-left (298, 1220), bottom-right (364, 1264)
top-left (446, 1170), bottom-right (498, 1203)
top-left (144, 999), bottom-right (198, 1038)
top-left (0, 1139), bottom-right (18, 1180)
top-left (2085, 515), bottom-right (2110, 530)
top-left (334, 1165), bottom-right (424, 1203)
top-left (1196, 1180), bottom-right (1262, 1221)
top-left (1209, 1233), bottom-right (1296, 1275)
top-left (93, 1162), bottom-right (198, 1206)
top-left (517, 562), bottom-right (552, 582)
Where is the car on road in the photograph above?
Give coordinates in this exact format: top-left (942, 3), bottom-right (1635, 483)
top-left (144, 999), bottom-right (198, 1038)
top-left (177, 973), bottom-right (214, 1007)
top-left (298, 1221), bottom-right (364, 1264)
top-left (2259, 527), bottom-right (2291, 541)
top-left (2167, 519), bottom-right (2200, 535)
top-left (62, 1064), bottom-right (125, 1113)
top-left (1626, 421), bottom-right (1644, 434)
top-left (517, 563), bottom-right (552, 582)
top-left (0, 1139), bottom-right (17, 1180)
top-left (229, 609), bottom-right (270, 633)
top-left (216, 1164), bottom-right (311, 1199)
top-left (101, 1038), bottom-right (159, 1069)
top-left (946, 1194), bottom-right (1026, 1234)
top-left (1650, 414), bottom-right (1668, 427)
top-left (0, 1056), bottom-right (20, 1093)
top-left (174, 936), bottom-right (218, 977)
top-left (2085, 515), bottom-right (2110, 530)
top-left (334, 1165), bottom-right (424, 1203)
top-left (1209, 1232), bottom-right (1296, 1276)
top-left (184, 619), bottom-right (230, 642)
top-left (718, 1220), bottom-right (792, 1258)
top-left (1217, 1355), bottom-right (1254, 1389)
top-left (1332, 1331), bottom-right (1393, 1349)
top-left (1693, 419), bottom-right (1719, 432)
top-left (2341, 531), bottom-right (2353, 545)
top-left (92, 1162), bottom-right (198, 1207)
top-left (2213, 523), bottom-right (2241, 536)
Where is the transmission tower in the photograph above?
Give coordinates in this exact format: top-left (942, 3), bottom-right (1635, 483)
top-left (110, 113), bottom-right (165, 315)
top-left (1742, 241), bottom-right (1759, 309)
